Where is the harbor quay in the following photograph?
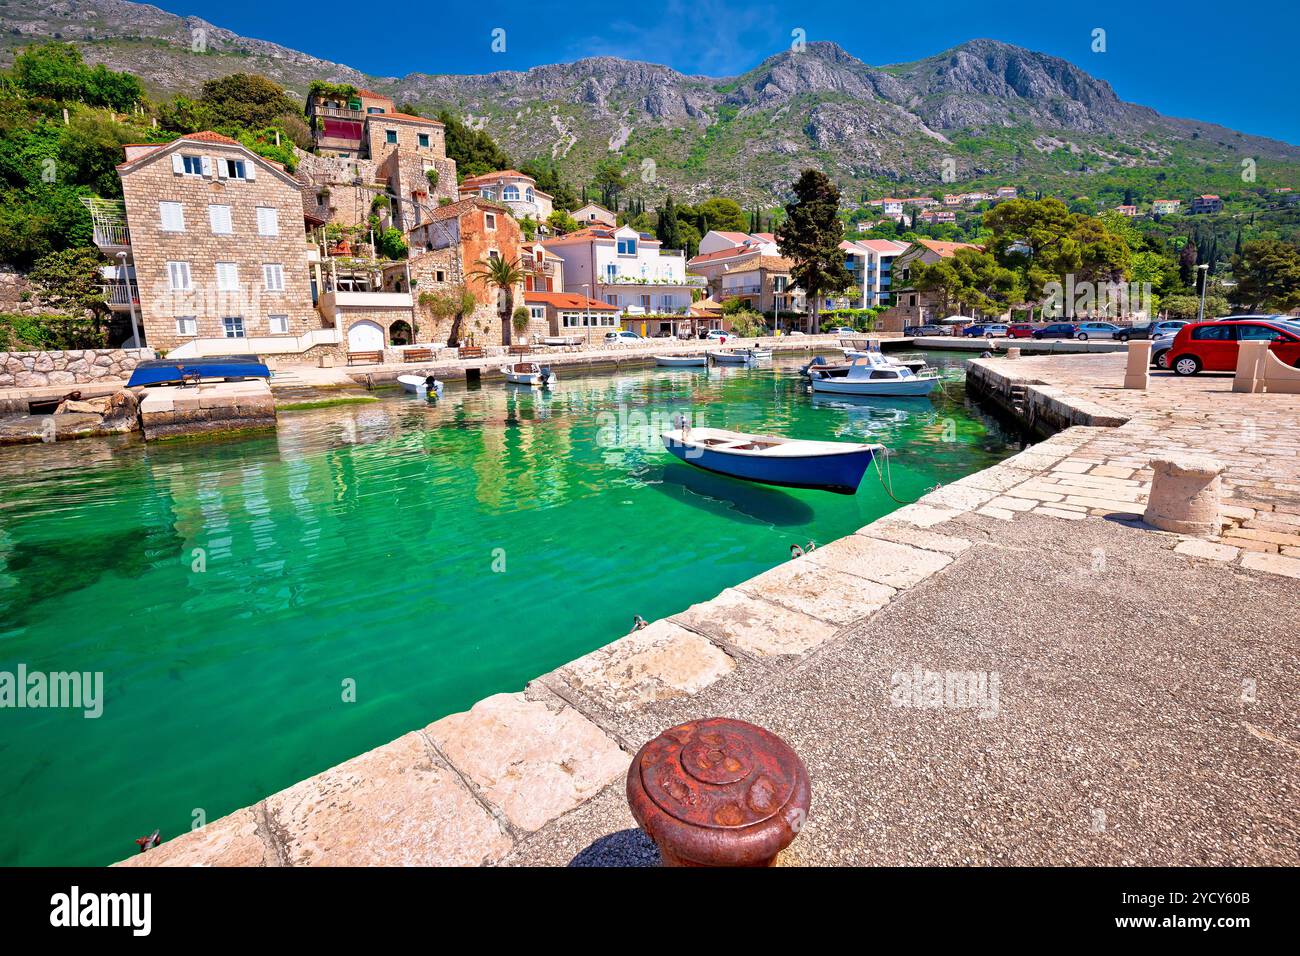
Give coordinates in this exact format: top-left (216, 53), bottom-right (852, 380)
top-left (117, 350), bottom-right (1300, 867)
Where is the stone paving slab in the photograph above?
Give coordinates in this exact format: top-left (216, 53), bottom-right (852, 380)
top-left (804, 533), bottom-right (954, 589)
top-left (425, 693), bottom-right (629, 833)
top-left (735, 558), bottom-right (896, 625)
top-left (115, 807), bottom-right (279, 868)
top-left (671, 587), bottom-right (839, 658)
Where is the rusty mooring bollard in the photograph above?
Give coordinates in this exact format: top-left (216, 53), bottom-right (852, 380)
top-left (627, 717), bottom-right (811, 867)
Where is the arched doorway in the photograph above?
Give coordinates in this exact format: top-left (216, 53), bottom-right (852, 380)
top-left (389, 319), bottom-right (413, 345)
top-left (347, 320), bottom-right (384, 352)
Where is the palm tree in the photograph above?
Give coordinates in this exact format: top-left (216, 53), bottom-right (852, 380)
top-left (467, 255), bottom-right (526, 346)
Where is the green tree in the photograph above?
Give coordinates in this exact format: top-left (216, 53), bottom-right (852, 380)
top-left (466, 256), bottom-right (526, 346)
top-left (546, 210), bottom-right (579, 235)
top-left (909, 249), bottom-right (1025, 317)
top-left (9, 42), bottom-right (141, 110)
top-left (1232, 239), bottom-right (1300, 312)
top-left (697, 197), bottom-right (746, 233)
top-left (592, 158), bottom-right (626, 210)
top-left (28, 247), bottom-right (110, 319)
top-left (776, 170), bottom-right (852, 333)
top-left (656, 193), bottom-right (682, 249)
top-left (422, 285), bottom-right (478, 348)
top-left (438, 110), bottom-right (510, 179)
top-left (198, 74), bottom-right (298, 131)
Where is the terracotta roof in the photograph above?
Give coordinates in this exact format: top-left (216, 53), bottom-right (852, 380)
top-left (917, 239), bottom-right (982, 257)
top-left (419, 197), bottom-right (509, 225)
top-left (356, 89), bottom-right (392, 100)
top-left (116, 131), bottom-right (253, 170)
top-left (722, 256), bottom-right (793, 275)
top-left (540, 227), bottom-right (616, 245)
top-left (524, 291), bottom-right (617, 311)
top-left (181, 130), bottom-right (242, 145)
top-left (687, 246), bottom-right (764, 266)
top-left (851, 239), bottom-right (909, 254)
top-left (460, 170), bottom-right (535, 186)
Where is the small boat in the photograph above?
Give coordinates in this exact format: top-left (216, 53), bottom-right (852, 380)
top-left (662, 421), bottom-right (882, 494)
top-left (501, 361), bottom-right (556, 386)
top-left (842, 349), bottom-right (929, 373)
top-left (127, 355), bottom-right (270, 388)
top-left (809, 351), bottom-right (939, 397)
top-left (655, 354), bottom-right (708, 367)
top-left (398, 373), bottom-right (444, 399)
top-left (708, 348), bottom-right (768, 365)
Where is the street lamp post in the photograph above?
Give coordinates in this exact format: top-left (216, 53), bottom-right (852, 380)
top-left (581, 283), bottom-right (592, 347)
top-left (117, 251), bottom-right (142, 349)
top-left (1196, 264), bottom-right (1210, 323)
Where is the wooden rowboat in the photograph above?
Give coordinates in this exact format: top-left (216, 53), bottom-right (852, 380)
top-left (662, 424), bottom-right (881, 494)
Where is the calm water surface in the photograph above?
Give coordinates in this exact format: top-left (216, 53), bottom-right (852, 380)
top-left (0, 352), bottom-right (1015, 865)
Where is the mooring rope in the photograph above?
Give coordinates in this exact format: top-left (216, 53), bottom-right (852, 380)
top-left (871, 446), bottom-right (943, 505)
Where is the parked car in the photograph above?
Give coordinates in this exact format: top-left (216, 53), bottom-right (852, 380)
top-left (1074, 322), bottom-right (1125, 341)
top-left (701, 329), bottom-right (729, 340)
top-left (962, 323), bottom-right (1009, 338)
top-left (1032, 323), bottom-right (1077, 339)
top-left (1006, 323), bottom-right (1037, 339)
top-left (830, 327), bottom-right (858, 336)
top-left (1212, 313), bottom-right (1290, 322)
top-left (904, 324), bottom-right (947, 337)
top-left (1166, 320), bottom-right (1300, 375)
top-left (1150, 331), bottom-right (1179, 369)
top-left (1115, 320), bottom-right (1188, 342)
top-left (605, 330), bottom-right (643, 343)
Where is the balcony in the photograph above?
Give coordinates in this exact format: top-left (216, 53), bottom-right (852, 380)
top-left (81, 197), bottom-right (130, 252)
top-left (101, 281), bottom-right (139, 311)
top-left (313, 105), bottom-right (365, 121)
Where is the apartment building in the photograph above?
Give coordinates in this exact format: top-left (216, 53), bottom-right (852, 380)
top-left (879, 238), bottom-right (985, 332)
top-left (1191, 195), bottom-right (1224, 214)
top-left (840, 239), bottom-right (908, 309)
top-left (686, 230), bottom-right (780, 296)
top-left (918, 209), bottom-right (957, 224)
top-left (99, 132), bottom-right (324, 353)
top-left (541, 225), bottom-right (702, 316)
top-left (717, 256), bottom-right (804, 315)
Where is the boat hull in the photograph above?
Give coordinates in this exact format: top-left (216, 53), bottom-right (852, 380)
top-left (126, 356), bottom-right (270, 387)
top-left (662, 434), bottom-right (877, 494)
top-left (655, 355), bottom-right (708, 367)
top-left (810, 376), bottom-right (937, 396)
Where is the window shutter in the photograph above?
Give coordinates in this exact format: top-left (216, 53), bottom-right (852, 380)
top-left (201, 156), bottom-right (213, 178)
top-left (245, 162), bottom-right (257, 181)
top-left (172, 153), bottom-right (184, 175)
top-left (217, 159), bottom-right (228, 180)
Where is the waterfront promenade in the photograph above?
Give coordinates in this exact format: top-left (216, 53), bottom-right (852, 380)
top-left (120, 351), bottom-right (1300, 867)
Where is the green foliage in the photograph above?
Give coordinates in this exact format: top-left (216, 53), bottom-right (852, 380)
top-left (195, 73), bottom-right (299, 131)
top-left (725, 309), bottom-right (766, 337)
top-left (438, 109), bottom-right (511, 179)
top-left (909, 249), bottom-right (1026, 315)
top-left (546, 210), bottom-right (579, 235)
top-left (1232, 239), bottom-right (1300, 312)
top-left (9, 42), bottom-right (142, 111)
top-left (776, 170), bottom-right (852, 330)
top-left (592, 157), bottom-right (626, 210)
top-left (425, 167), bottom-right (440, 192)
top-left (1161, 292), bottom-right (1229, 319)
top-left (0, 312), bottom-right (107, 350)
top-left (518, 156), bottom-right (578, 211)
top-left (374, 227), bottom-right (408, 261)
top-left (512, 305), bottom-right (531, 333)
top-left (28, 247), bottom-right (110, 317)
top-left (306, 81), bottom-right (358, 104)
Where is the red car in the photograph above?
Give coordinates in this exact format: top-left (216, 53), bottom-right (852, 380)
top-left (1006, 323), bottom-right (1036, 338)
top-left (1166, 319), bottom-right (1300, 375)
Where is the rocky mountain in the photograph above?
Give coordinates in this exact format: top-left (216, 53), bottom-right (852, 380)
top-left (3, 0), bottom-right (1297, 204)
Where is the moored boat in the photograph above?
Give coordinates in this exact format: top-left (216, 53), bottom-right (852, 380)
top-left (397, 374), bottom-right (444, 398)
top-left (501, 361), bottom-right (557, 386)
top-left (661, 421), bottom-right (882, 494)
top-left (809, 351), bottom-right (939, 397)
top-left (842, 349), bottom-right (929, 372)
top-left (655, 354), bottom-right (708, 367)
top-left (126, 355), bottom-right (271, 388)
top-left (708, 348), bottom-right (769, 365)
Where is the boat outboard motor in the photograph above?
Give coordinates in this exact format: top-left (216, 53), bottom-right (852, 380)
top-left (424, 375), bottom-right (444, 399)
top-left (801, 355), bottom-right (827, 377)
top-left (539, 366), bottom-right (554, 385)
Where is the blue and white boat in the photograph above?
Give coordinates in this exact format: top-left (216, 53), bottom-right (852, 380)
top-left (654, 354), bottom-right (708, 367)
top-left (662, 423), bottom-right (882, 494)
top-left (808, 351), bottom-right (939, 397)
top-left (126, 355), bottom-right (271, 387)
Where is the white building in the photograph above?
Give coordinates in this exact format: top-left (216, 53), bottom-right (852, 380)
top-left (458, 170), bottom-right (554, 231)
top-left (541, 224), bottom-right (704, 316)
top-left (837, 239), bottom-right (909, 309)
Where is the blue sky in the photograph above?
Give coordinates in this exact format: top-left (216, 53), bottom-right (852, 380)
top-left (155, 0), bottom-right (1300, 144)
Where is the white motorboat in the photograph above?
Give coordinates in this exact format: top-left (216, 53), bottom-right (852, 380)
top-left (708, 348), bottom-right (770, 365)
top-left (397, 373), bottom-right (444, 398)
top-left (655, 354), bottom-right (708, 367)
top-left (808, 351), bottom-right (939, 397)
top-left (501, 361), bottom-right (557, 386)
top-left (841, 349), bottom-right (930, 373)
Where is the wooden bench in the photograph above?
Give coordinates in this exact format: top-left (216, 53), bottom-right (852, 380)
top-left (508, 344), bottom-right (532, 357)
top-left (346, 351), bottom-right (383, 366)
top-left (457, 346), bottom-right (484, 359)
top-left (402, 348), bottom-right (436, 363)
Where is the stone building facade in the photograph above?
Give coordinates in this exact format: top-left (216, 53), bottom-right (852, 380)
top-left (117, 132), bottom-right (320, 352)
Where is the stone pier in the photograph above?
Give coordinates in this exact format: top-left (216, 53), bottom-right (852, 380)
top-left (139, 380), bottom-right (277, 440)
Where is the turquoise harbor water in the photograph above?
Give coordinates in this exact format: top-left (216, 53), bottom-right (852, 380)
top-left (0, 352), bottom-right (1016, 866)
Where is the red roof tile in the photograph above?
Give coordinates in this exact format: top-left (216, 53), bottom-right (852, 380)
top-left (524, 291), bottom-right (617, 311)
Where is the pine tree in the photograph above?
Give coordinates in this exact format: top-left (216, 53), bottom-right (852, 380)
top-left (776, 170), bottom-right (852, 334)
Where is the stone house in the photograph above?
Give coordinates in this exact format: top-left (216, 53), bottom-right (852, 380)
top-left (717, 256), bottom-right (803, 315)
top-left (108, 132), bottom-right (324, 353)
top-left (459, 171), bottom-right (555, 234)
top-left (405, 198), bottom-right (526, 346)
top-left (572, 203), bottom-right (616, 227)
top-left (306, 88), bottom-right (399, 158)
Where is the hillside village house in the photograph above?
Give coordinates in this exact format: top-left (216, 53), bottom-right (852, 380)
top-left (1115, 204), bottom-right (1139, 217)
top-left (572, 203), bottom-right (616, 227)
top-left (1191, 194), bottom-right (1224, 214)
top-left (523, 291), bottom-right (619, 342)
top-left (1152, 199), bottom-right (1182, 215)
top-left (686, 230), bottom-right (780, 297)
top-left (94, 132), bottom-right (328, 354)
top-left (519, 241), bottom-right (564, 293)
top-left (459, 171), bottom-right (555, 233)
top-left (541, 225), bottom-right (702, 326)
top-left (405, 197), bottom-right (528, 345)
top-left (878, 238), bottom-right (988, 332)
top-left (305, 88), bottom-right (398, 158)
top-left (718, 256), bottom-right (804, 317)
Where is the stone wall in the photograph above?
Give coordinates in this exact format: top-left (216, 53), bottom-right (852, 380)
top-left (0, 348), bottom-right (156, 389)
top-left (138, 380), bottom-right (276, 440)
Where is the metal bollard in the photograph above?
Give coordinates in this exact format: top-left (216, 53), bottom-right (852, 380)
top-left (1143, 455), bottom-right (1225, 535)
top-left (627, 717), bottom-right (811, 867)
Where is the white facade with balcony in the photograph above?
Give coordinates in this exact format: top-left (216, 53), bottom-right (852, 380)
top-left (543, 225), bottom-right (703, 315)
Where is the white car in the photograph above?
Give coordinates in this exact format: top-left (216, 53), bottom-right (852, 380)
top-left (830, 327), bottom-right (857, 336)
top-left (703, 329), bottom-right (729, 340)
top-left (605, 330), bottom-right (643, 343)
